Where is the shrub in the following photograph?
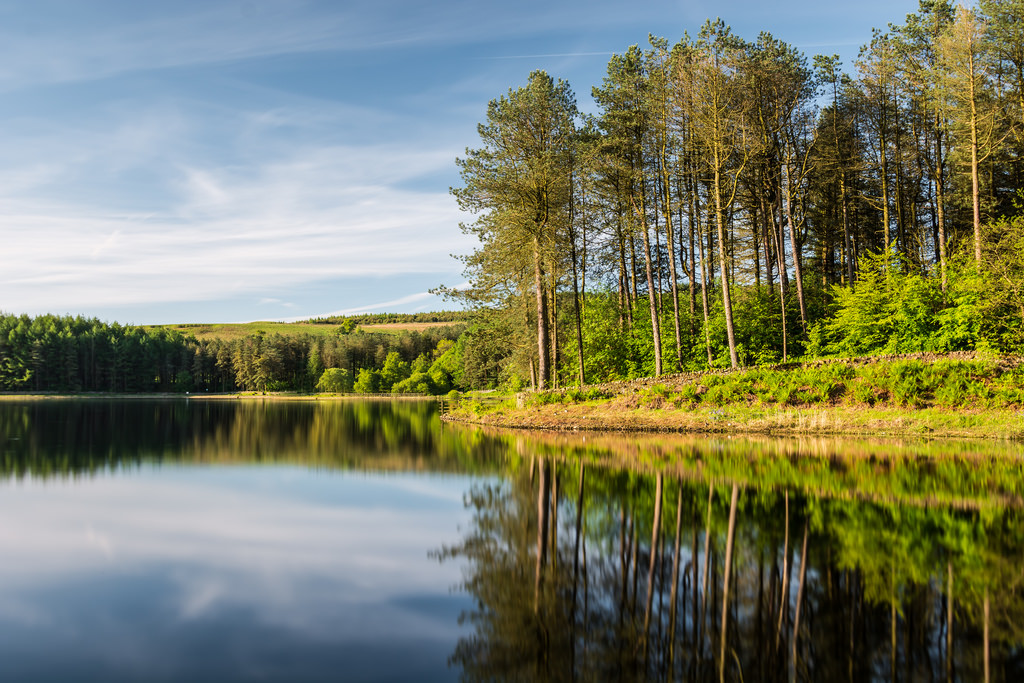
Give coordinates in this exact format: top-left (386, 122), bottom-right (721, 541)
top-left (675, 383), bottom-right (702, 406)
top-left (529, 391), bottom-right (564, 407)
top-left (391, 371), bottom-right (439, 395)
top-left (353, 368), bottom-right (381, 393)
top-left (316, 367), bottom-right (351, 393)
top-left (852, 380), bottom-right (878, 405)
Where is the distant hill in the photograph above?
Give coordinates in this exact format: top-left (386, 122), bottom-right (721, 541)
top-left (153, 312), bottom-right (470, 342)
top-left (304, 311), bottom-right (472, 325)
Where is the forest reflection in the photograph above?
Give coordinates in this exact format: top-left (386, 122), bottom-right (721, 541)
top-left (2, 400), bottom-right (1024, 680)
top-left (0, 398), bottom-right (505, 477)
top-left (438, 431), bottom-right (1024, 682)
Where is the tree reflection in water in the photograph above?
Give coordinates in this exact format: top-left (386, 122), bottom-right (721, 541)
top-left (438, 431), bottom-right (1024, 682)
top-left (3, 399), bottom-right (1024, 680)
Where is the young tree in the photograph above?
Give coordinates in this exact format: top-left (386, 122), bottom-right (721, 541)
top-left (593, 46), bottom-right (665, 376)
top-left (453, 71), bottom-right (578, 390)
top-left (316, 367), bottom-right (351, 393)
top-left (934, 4), bottom-right (1001, 264)
top-left (682, 20), bottom-right (755, 368)
top-left (897, 1), bottom-right (955, 288)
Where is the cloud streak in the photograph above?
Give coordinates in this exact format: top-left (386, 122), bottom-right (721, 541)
top-left (0, 187), bottom-right (469, 313)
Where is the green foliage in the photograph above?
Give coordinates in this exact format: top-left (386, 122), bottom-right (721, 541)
top-left (561, 386), bottom-right (612, 403)
top-left (528, 391), bottom-right (565, 407)
top-left (305, 344), bottom-right (325, 391)
top-left (353, 368), bottom-right (382, 394)
top-left (434, 10), bottom-right (1024, 391)
top-left (392, 371), bottom-right (440, 395)
top-left (429, 337), bottom-right (465, 392)
top-left (564, 294), bottom-right (636, 382)
top-left (316, 368), bottom-right (352, 393)
top-left (379, 351), bottom-right (411, 391)
top-left (715, 286), bottom-right (800, 365)
top-left (809, 252), bottom-right (990, 357)
top-left (976, 214), bottom-right (1024, 353)
top-left (638, 383), bottom-right (672, 407)
top-left (411, 353), bottom-right (430, 374)
top-left (0, 314), bottom-right (200, 393)
top-left (460, 319), bottom-right (515, 390)
top-left (615, 358), bottom-right (1023, 412)
top-left (0, 312), bottom-right (467, 395)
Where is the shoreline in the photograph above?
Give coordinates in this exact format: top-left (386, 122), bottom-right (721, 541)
top-left (441, 354), bottom-right (1024, 441)
top-left (440, 404), bottom-right (1024, 440)
top-left (0, 392), bottom-right (436, 402)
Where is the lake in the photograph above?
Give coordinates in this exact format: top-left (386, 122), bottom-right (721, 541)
top-left (0, 398), bottom-right (1021, 681)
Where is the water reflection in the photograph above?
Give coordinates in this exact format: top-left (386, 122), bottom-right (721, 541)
top-left (438, 430), bottom-right (1024, 682)
top-left (0, 399), bottom-right (487, 683)
top-left (2, 399), bottom-right (1023, 681)
top-left (0, 398), bottom-right (503, 476)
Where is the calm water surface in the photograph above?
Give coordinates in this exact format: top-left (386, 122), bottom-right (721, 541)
top-left (0, 398), bottom-right (1022, 681)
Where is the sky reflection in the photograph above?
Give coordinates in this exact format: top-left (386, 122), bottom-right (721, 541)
top-left (0, 466), bottom-right (476, 682)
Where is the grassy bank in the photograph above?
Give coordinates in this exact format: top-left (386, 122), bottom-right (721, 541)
top-left (443, 353), bottom-right (1024, 440)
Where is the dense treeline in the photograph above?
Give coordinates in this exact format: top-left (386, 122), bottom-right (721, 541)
top-left (0, 313), bottom-right (463, 394)
top-left (0, 399), bottom-right (501, 477)
top-left (449, 0), bottom-right (1024, 390)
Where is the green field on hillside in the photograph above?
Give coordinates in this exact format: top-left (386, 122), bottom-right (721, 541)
top-left (151, 313), bottom-right (469, 342)
top-left (150, 321), bottom-right (345, 341)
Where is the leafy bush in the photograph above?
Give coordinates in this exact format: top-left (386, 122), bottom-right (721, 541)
top-left (353, 368), bottom-right (381, 393)
top-left (675, 383), bottom-right (702, 406)
top-left (852, 380), bottom-right (879, 405)
top-left (809, 252), bottom-right (985, 357)
top-left (391, 371), bottom-right (439, 395)
top-left (316, 367), bottom-right (351, 393)
top-left (529, 391), bottom-right (564, 407)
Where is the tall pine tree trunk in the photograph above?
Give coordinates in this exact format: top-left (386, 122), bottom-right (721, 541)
top-left (533, 238), bottom-right (550, 390)
top-left (637, 191), bottom-right (664, 377)
top-left (714, 161), bottom-right (740, 368)
top-left (783, 156), bottom-right (808, 331)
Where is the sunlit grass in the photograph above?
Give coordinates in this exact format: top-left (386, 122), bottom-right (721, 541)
top-left (448, 356), bottom-right (1024, 440)
top-left (150, 320), bottom-right (465, 341)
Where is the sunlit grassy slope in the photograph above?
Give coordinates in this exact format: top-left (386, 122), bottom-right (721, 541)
top-left (151, 315), bottom-right (468, 341)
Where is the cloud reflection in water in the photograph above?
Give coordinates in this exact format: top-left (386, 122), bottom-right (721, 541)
top-left (0, 466), bottom-right (474, 682)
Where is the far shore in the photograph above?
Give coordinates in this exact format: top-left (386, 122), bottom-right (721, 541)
top-left (0, 392), bottom-right (436, 402)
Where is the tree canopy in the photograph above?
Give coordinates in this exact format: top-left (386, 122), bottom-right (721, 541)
top-left (444, 1), bottom-right (1024, 389)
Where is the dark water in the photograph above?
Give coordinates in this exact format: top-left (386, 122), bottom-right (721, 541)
top-left (0, 399), bottom-right (1023, 681)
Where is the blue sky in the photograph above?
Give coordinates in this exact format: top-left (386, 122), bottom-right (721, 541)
top-left (0, 0), bottom-right (919, 325)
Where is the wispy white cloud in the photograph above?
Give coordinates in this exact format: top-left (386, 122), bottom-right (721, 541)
top-left (0, 175), bottom-right (470, 313)
top-left (302, 292), bottom-right (439, 320)
top-left (0, 3), bottom-right (421, 91)
top-left (0, 0), bottom-right (653, 93)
